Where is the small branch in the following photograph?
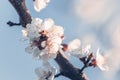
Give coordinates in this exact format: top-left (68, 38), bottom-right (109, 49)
top-left (55, 72), bottom-right (62, 78)
top-left (7, 21), bottom-right (21, 27)
top-left (80, 53), bottom-right (94, 73)
top-left (80, 65), bottom-right (87, 73)
top-left (8, 0), bottom-right (32, 27)
top-left (55, 52), bottom-right (88, 80)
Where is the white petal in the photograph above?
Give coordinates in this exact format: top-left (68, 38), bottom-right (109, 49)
top-left (42, 18), bottom-right (54, 31)
top-left (68, 39), bottom-right (81, 51)
top-left (34, 0), bottom-right (46, 12)
top-left (35, 67), bottom-right (43, 78)
top-left (84, 45), bottom-right (91, 52)
top-left (44, 0), bottom-right (50, 3)
top-left (47, 36), bottom-right (62, 45)
top-left (46, 36), bottom-right (62, 54)
top-left (31, 18), bottom-right (43, 25)
top-left (96, 48), bottom-right (109, 71)
top-left (70, 48), bottom-right (83, 58)
top-left (33, 47), bottom-right (41, 59)
top-left (25, 46), bottom-right (35, 54)
top-left (43, 61), bottom-right (51, 69)
top-left (48, 26), bottom-right (64, 37)
top-left (41, 41), bottom-right (46, 48)
top-left (22, 29), bottom-right (28, 37)
top-left (46, 44), bottom-right (60, 54)
top-left (82, 44), bottom-right (91, 54)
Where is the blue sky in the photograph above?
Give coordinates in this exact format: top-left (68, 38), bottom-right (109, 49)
top-left (0, 0), bottom-right (120, 80)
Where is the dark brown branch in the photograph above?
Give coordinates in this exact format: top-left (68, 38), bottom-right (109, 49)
top-left (55, 52), bottom-right (88, 80)
top-left (8, 0), bottom-right (32, 27)
top-left (55, 72), bottom-right (62, 78)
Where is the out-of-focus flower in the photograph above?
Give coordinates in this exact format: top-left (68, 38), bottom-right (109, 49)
top-left (82, 44), bottom-right (91, 54)
top-left (35, 61), bottom-right (57, 80)
top-left (67, 39), bottom-right (91, 58)
top-left (33, 47), bottom-right (41, 59)
top-left (25, 45), bottom-right (36, 54)
top-left (33, 0), bottom-right (50, 12)
top-left (96, 48), bottom-right (109, 71)
top-left (22, 29), bottom-right (28, 37)
top-left (67, 39), bottom-right (81, 51)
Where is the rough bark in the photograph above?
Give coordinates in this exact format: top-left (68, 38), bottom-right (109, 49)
top-left (55, 52), bottom-right (88, 80)
top-left (8, 0), bottom-right (88, 80)
top-left (8, 0), bottom-right (32, 27)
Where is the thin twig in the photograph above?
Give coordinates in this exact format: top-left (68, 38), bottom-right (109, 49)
top-left (7, 21), bottom-right (21, 27)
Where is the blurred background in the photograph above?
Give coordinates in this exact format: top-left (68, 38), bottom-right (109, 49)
top-left (0, 0), bottom-right (120, 80)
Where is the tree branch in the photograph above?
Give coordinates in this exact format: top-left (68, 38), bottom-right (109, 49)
top-left (8, 0), bottom-right (32, 27)
top-left (55, 52), bottom-right (88, 80)
top-left (7, 21), bottom-right (21, 27)
top-left (8, 0), bottom-right (88, 80)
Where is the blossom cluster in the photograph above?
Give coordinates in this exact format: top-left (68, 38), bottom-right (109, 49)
top-left (22, 18), bottom-right (64, 80)
top-left (22, 18), bottom-right (108, 79)
top-left (22, 18), bottom-right (64, 60)
top-left (63, 39), bottom-right (109, 71)
top-left (35, 61), bottom-right (57, 80)
top-left (21, 0), bottom-right (109, 80)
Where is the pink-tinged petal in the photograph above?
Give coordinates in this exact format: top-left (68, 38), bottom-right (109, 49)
top-left (68, 39), bottom-right (81, 51)
top-left (96, 48), bottom-right (109, 71)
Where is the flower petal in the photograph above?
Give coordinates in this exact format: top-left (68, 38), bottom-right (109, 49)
top-left (96, 48), bottom-right (109, 71)
top-left (68, 39), bottom-right (81, 51)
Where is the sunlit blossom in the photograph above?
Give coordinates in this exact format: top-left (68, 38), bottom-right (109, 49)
top-left (35, 61), bottom-right (57, 80)
top-left (67, 39), bottom-right (91, 58)
top-left (21, 29), bottom-right (28, 37)
top-left (33, 0), bottom-right (50, 12)
top-left (41, 18), bottom-right (54, 31)
top-left (67, 39), bottom-right (81, 51)
top-left (96, 48), bottom-right (109, 71)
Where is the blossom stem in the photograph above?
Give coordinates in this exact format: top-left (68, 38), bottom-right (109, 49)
top-left (55, 72), bottom-right (62, 78)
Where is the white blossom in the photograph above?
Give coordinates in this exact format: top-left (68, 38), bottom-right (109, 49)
top-left (22, 18), bottom-right (42, 41)
top-left (33, 0), bottom-right (50, 12)
top-left (41, 18), bottom-right (54, 31)
top-left (35, 61), bottom-right (57, 80)
top-left (44, 0), bottom-right (50, 3)
top-left (82, 44), bottom-right (91, 55)
top-left (67, 39), bottom-right (81, 51)
top-left (33, 47), bottom-right (41, 59)
top-left (25, 45), bottom-right (35, 54)
top-left (69, 44), bottom-right (91, 58)
top-left (41, 41), bottom-right (46, 48)
top-left (22, 18), bottom-right (64, 60)
top-left (33, 49), bottom-right (53, 61)
top-left (46, 36), bottom-right (62, 54)
top-left (31, 18), bottom-right (43, 27)
top-left (21, 29), bottom-right (28, 37)
top-left (96, 48), bottom-right (109, 71)
top-left (47, 25), bottom-right (64, 37)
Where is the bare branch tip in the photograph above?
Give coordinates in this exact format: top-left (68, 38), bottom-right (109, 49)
top-left (7, 21), bottom-right (21, 27)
